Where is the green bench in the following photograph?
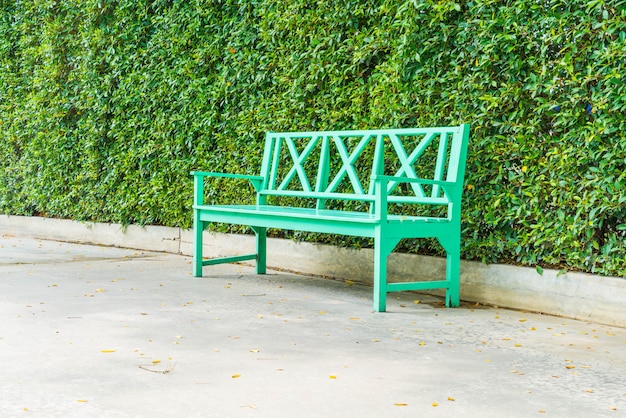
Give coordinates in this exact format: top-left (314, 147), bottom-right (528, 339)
top-left (191, 124), bottom-right (470, 312)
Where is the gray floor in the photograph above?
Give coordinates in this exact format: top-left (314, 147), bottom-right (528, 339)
top-left (1, 235), bottom-right (625, 418)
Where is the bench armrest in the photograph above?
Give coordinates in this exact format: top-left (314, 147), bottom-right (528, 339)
top-left (191, 171), bottom-right (265, 206)
top-left (191, 171), bottom-right (264, 182)
top-left (370, 175), bottom-right (459, 220)
top-left (191, 171), bottom-right (264, 189)
top-left (371, 174), bottom-right (459, 196)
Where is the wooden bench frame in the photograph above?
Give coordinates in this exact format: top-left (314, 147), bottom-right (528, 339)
top-left (192, 124), bottom-right (470, 312)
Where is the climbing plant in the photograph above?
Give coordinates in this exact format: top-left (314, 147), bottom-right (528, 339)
top-left (1, 0), bottom-right (624, 276)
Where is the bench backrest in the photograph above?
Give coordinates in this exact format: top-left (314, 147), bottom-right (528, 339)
top-left (258, 124), bottom-right (470, 217)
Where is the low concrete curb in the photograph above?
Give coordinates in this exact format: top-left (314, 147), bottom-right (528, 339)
top-left (2, 214), bottom-right (624, 328)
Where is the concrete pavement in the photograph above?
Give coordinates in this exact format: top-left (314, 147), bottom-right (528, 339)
top-left (1, 235), bottom-right (625, 417)
top-left (3, 215), bottom-right (625, 328)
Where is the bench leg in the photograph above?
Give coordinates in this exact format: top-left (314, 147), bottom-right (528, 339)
top-left (252, 226), bottom-right (267, 274)
top-left (446, 247), bottom-right (460, 307)
top-left (440, 235), bottom-right (461, 307)
top-left (193, 212), bottom-right (204, 277)
top-left (373, 231), bottom-right (400, 312)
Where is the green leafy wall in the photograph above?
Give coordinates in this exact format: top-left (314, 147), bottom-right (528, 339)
top-left (1, 0), bottom-right (625, 276)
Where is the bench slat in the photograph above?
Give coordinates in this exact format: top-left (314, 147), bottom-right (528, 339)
top-left (259, 189), bottom-right (449, 206)
top-left (195, 204), bottom-right (450, 224)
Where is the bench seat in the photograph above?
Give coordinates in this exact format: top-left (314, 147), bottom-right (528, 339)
top-left (194, 204), bottom-right (450, 237)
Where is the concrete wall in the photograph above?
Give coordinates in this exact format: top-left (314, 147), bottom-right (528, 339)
top-left (2, 214), bottom-right (624, 328)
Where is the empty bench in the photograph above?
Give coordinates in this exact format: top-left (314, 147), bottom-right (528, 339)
top-left (192, 124), bottom-right (470, 312)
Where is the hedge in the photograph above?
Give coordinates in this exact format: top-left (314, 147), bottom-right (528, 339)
top-left (1, 0), bottom-right (625, 277)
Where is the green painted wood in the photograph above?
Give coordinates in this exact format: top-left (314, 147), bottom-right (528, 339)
top-left (388, 132), bottom-right (428, 197)
top-left (251, 225), bottom-right (267, 274)
top-left (386, 280), bottom-right (450, 292)
top-left (191, 124), bottom-right (470, 312)
top-left (278, 136), bottom-right (320, 192)
top-left (193, 174), bottom-right (205, 277)
top-left (314, 136), bottom-right (331, 210)
top-left (432, 132), bottom-right (449, 198)
top-left (326, 134), bottom-right (372, 195)
top-left (368, 134), bottom-right (385, 214)
top-left (202, 253), bottom-right (257, 266)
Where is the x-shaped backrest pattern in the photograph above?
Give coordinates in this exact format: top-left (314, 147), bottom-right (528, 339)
top-left (276, 136), bottom-right (320, 192)
top-left (324, 134), bottom-right (375, 195)
top-left (270, 134), bottom-right (375, 196)
top-left (263, 128), bottom-right (456, 200)
top-left (387, 131), bottom-right (448, 198)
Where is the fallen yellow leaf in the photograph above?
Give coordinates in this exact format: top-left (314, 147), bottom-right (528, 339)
top-left (77, 400), bottom-right (88, 403)
top-left (394, 403), bottom-right (407, 407)
top-left (432, 402), bottom-right (439, 407)
top-left (152, 360), bottom-right (161, 364)
top-left (231, 374), bottom-right (241, 378)
top-left (448, 397), bottom-right (455, 401)
top-left (329, 375), bottom-right (337, 379)
top-left (100, 349), bottom-right (116, 353)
